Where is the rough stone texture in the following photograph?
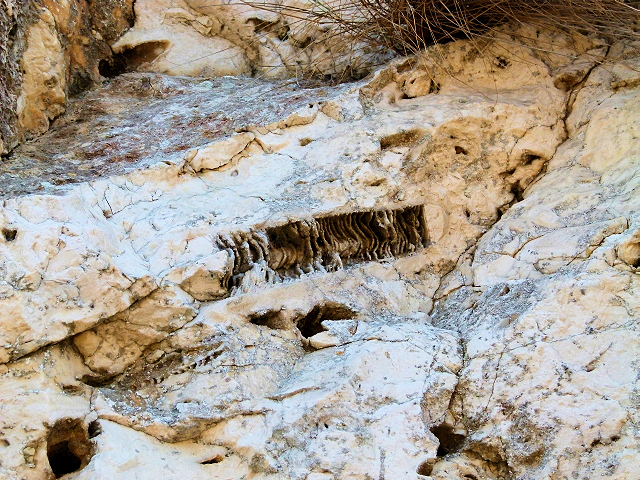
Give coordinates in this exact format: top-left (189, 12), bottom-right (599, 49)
top-left (17, 5), bottom-right (67, 139)
top-left (0, 74), bottom-right (351, 198)
top-left (0, 0), bottom-right (31, 154)
top-left (111, 0), bottom-right (391, 79)
top-left (0, 25), bottom-right (638, 480)
top-left (0, 0), bottom-right (133, 155)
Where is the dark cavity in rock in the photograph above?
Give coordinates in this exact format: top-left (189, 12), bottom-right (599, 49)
top-left (249, 302), bottom-right (358, 338)
top-left (46, 418), bottom-right (94, 478)
top-left (431, 424), bottom-right (466, 457)
top-left (2, 228), bottom-right (17, 241)
top-left (215, 204), bottom-right (429, 293)
top-left (99, 41), bottom-right (171, 77)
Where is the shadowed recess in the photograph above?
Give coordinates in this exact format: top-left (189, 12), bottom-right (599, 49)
top-left (46, 419), bottom-right (94, 478)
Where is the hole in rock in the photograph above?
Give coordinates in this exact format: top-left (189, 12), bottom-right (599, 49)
top-left (277, 28), bottom-right (289, 41)
top-left (201, 454), bottom-right (224, 464)
top-left (47, 419), bottom-right (93, 478)
top-left (455, 146), bottom-right (467, 155)
top-left (249, 302), bottom-right (357, 339)
top-left (495, 56), bottom-right (510, 68)
top-left (249, 310), bottom-right (289, 330)
top-left (48, 442), bottom-right (81, 477)
top-left (417, 460), bottom-right (434, 476)
top-left (2, 228), bottom-right (17, 242)
top-left (99, 57), bottom-right (126, 78)
top-left (522, 154), bottom-right (541, 166)
top-left (510, 182), bottom-right (525, 203)
top-left (99, 41), bottom-right (171, 77)
top-left (8, 22), bottom-right (17, 42)
top-left (431, 424), bottom-right (466, 457)
top-left (247, 18), bottom-right (277, 34)
top-left (296, 303), bottom-right (358, 339)
top-left (80, 373), bottom-right (119, 388)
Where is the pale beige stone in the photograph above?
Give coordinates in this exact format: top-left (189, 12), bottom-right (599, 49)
top-left (112, 0), bottom-right (250, 77)
top-left (164, 250), bottom-right (234, 300)
top-left (73, 286), bottom-right (198, 377)
top-left (114, 0), bottom-right (387, 79)
top-left (17, 7), bottom-right (66, 138)
top-left (0, 25), bottom-right (638, 480)
top-left (187, 132), bottom-right (256, 172)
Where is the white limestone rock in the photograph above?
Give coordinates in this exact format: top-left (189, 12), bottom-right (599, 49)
top-left (429, 43), bottom-right (640, 479)
top-left (0, 26), bottom-right (638, 480)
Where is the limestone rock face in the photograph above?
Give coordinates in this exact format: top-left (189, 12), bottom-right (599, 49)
top-left (16, 7), bottom-right (66, 141)
top-left (0, 24), bottom-right (638, 480)
top-left (0, 0), bottom-right (134, 154)
top-left (111, 0), bottom-right (391, 79)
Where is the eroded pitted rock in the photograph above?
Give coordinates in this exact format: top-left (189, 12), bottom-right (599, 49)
top-left (17, 6), bottom-right (66, 139)
top-left (1, 0), bottom-right (134, 152)
top-left (91, 293), bottom-right (462, 477)
top-left (427, 43), bottom-right (640, 479)
top-left (111, 0), bottom-right (390, 80)
top-left (90, 270), bottom-right (436, 441)
top-left (0, 25), bottom-right (638, 480)
top-left (0, 26), bottom-right (573, 364)
top-left (0, 0), bottom-right (30, 154)
top-left (0, 342), bottom-right (96, 480)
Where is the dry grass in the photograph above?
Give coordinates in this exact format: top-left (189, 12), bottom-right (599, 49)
top-left (181, 0), bottom-right (639, 82)
top-left (274, 0), bottom-right (640, 54)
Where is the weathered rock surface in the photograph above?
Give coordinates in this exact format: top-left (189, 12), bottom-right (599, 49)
top-left (1, 0), bottom-right (31, 154)
top-left (112, 0), bottom-right (390, 80)
top-left (0, 0), bottom-right (133, 155)
top-left (0, 24), bottom-right (638, 480)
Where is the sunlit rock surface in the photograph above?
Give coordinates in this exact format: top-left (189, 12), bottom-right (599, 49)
top-left (0, 0), bottom-right (134, 154)
top-left (112, 0), bottom-right (391, 79)
top-left (0, 24), bottom-right (638, 480)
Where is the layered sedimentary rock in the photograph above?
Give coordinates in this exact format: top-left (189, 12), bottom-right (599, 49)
top-left (0, 23), bottom-right (638, 480)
